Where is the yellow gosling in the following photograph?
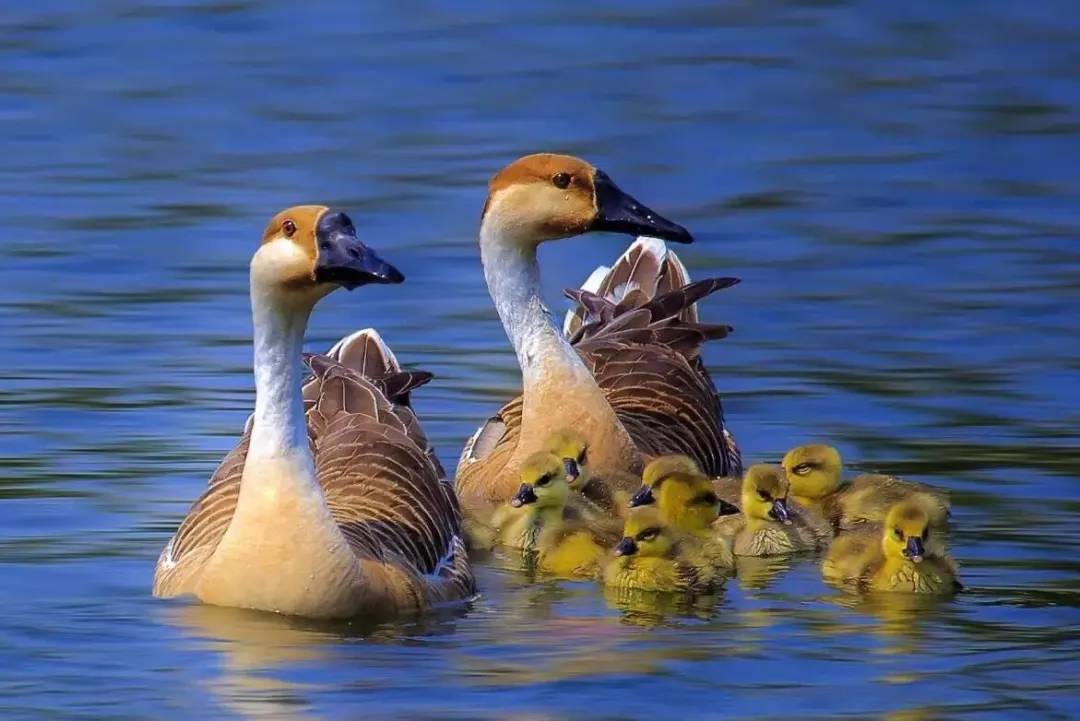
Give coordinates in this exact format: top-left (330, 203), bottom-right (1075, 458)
top-left (491, 451), bottom-right (617, 578)
top-left (824, 500), bottom-right (961, 595)
top-left (713, 464), bottom-right (832, 557)
top-left (545, 428), bottom-right (619, 515)
top-left (782, 444), bottom-right (950, 530)
top-left (604, 506), bottom-right (720, 593)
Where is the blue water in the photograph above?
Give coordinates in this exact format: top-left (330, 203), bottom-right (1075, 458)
top-left (1, 1), bottom-right (1078, 719)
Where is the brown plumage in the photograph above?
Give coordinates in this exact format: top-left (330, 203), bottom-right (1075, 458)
top-left (155, 330), bottom-right (475, 614)
top-left (457, 238), bottom-right (742, 503)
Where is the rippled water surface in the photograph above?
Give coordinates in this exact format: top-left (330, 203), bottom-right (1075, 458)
top-left (2, 2), bottom-right (1079, 719)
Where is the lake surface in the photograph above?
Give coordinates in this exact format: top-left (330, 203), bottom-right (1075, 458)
top-left (2, 1), bottom-right (1078, 719)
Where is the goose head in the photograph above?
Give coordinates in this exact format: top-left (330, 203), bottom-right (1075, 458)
top-left (781, 444), bottom-right (843, 500)
top-left (251, 205), bottom-right (403, 303)
top-left (481, 153), bottom-right (692, 247)
top-left (741, 464), bottom-right (793, 525)
top-left (882, 500), bottom-right (933, 564)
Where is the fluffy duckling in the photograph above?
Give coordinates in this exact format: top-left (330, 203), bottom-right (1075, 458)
top-left (713, 464), bottom-right (832, 557)
top-left (782, 444), bottom-right (950, 531)
top-left (545, 428), bottom-right (621, 515)
top-left (604, 506), bottom-right (720, 593)
top-left (491, 451), bottom-right (618, 577)
top-left (629, 455), bottom-right (739, 530)
top-left (823, 500), bottom-right (961, 595)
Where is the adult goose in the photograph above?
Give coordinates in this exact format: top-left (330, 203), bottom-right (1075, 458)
top-left (456, 154), bottom-right (741, 505)
top-left (154, 206), bottom-right (474, 619)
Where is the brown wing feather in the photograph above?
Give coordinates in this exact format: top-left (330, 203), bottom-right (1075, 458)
top-left (156, 337), bottom-right (473, 603)
top-left (457, 241), bottom-right (741, 497)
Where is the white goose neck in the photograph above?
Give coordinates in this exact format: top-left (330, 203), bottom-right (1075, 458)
top-left (479, 222), bottom-right (589, 386)
top-left (248, 283), bottom-right (314, 459)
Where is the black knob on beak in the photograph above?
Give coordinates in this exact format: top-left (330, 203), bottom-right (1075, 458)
top-left (628, 485), bottom-right (655, 508)
top-left (769, 498), bottom-right (791, 525)
top-left (509, 483), bottom-right (538, 508)
top-left (613, 537), bottom-right (638, 557)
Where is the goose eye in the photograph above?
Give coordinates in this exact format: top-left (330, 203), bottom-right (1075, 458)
top-left (535, 474), bottom-right (551, 488)
top-left (577, 448), bottom-right (587, 464)
top-left (282, 219), bottom-right (297, 237)
top-left (757, 490), bottom-right (770, 502)
top-left (638, 528), bottom-right (660, 541)
top-left (894, 527), bottom-right (904, 540)
top-left (552, 172), bottom-right (572, 189)
top-left (794, 464), bottom-right (812, 475)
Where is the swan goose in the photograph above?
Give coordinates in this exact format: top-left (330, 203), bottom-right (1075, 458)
top-left (153, 205), bottom-right (474, 619)
top-left (456, 153), bottom-right (742, 505)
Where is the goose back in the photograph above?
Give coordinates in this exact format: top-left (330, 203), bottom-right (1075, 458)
top-left (154, 330), bottom-right (474, 610)
top-left (457, 238), bottom-right (741, 503)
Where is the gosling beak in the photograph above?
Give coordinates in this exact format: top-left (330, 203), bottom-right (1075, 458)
top-left (628, 485), bottom-right (655, 508)
top-left (613, 537), bottom-right (638, 557)
top-left (509, 483), bottom-right (538, 508)
top-left (590, 170), bottom-right (693, 244)
top-left (904, 536), bottom-right (925, 563)
top-left (314, 210), bottom-right (404, 289)
top-left (563, 458), bottom-right (580, 483)
top-left (769, 498), bottom-right (792, 525)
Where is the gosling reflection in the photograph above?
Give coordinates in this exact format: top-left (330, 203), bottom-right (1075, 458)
top-left (828, 591), bottom-right (955, 655)
top-left (732, 554), bottom-right (796, 591)
top-left (604, 586), bottom-right (721, 628)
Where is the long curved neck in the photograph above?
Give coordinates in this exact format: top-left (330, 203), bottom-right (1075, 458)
top-left (479, 220), bottom-right (641, 486)
top-left (248, 284), bottom-right (313, 459)
top-left (479, 223), bottom-right (591, 388)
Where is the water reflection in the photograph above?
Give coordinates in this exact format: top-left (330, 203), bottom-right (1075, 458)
top-left (2, 0), bottom-right (1079, 718)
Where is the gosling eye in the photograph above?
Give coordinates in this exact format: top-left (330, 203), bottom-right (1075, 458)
top-left (637, 527), bottom-right (660, 542)
top-left (535, 474), bottom-right (552, 488)
top-left (793, 463), bottom-right (813, 475)
top-left (923, 527), bottom-right (931, 539)
top-left (577, 448), bottom-right (587, 464)
top-left (757, 490), bottom-right (771, 502)
top-left (552, 172), bottom-right (572, 189)
top-left (894, 527), bottom-right (904, 540)
top-left (282, 219), bottom-right (297, 237)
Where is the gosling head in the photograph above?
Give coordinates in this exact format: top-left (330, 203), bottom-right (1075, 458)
top-left (629, 455), bottom-right (702, 508)
top-left (510, 451), bottom-right (570, 511)
top-left (252, 206), bottom-right (403, 303)
top-left (781, 444), bottom-right (843, 499)
top-left (613, 506), bottom-right (675, 559)
top-left (544, 429), bottom-right (590, 490)
top-left (882, 500), bottom-right (933, 564)
top-left (480, 153), bottom-right (692, 248)
top-left (741, 464), bottom-right (793, 525)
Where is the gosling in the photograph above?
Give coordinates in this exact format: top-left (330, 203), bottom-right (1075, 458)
top-left (823, 499), bottom-right (961, 595)
top-left (782, 444), bottom-right (950, 531)
top-left (604, 506), bottom-right (721, 594)
top-left (713, 464), bottom-right (832, 557)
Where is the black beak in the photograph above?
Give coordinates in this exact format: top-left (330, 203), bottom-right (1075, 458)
top-left (509, 483), bottom-right (537, 508)
top-left (904, 536), bottom-right (925, 563)
top-left (314, 210), bottom-right (404, 290)
top-left (613, 537), bottom-right (638, 557)
top-left (769, 498), bottom-right (791, 525)
top-left (563, 458), bottom-right (580, 482)
top-left (628, 485), bottom-right (655, 508)
top-left (590, 170), bottom-right (693, 244)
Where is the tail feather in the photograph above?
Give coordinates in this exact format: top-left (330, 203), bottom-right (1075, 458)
top-left (326, 328), bottom-right (401, 379)
top-left (563, 237), bottom-right (700, 337)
